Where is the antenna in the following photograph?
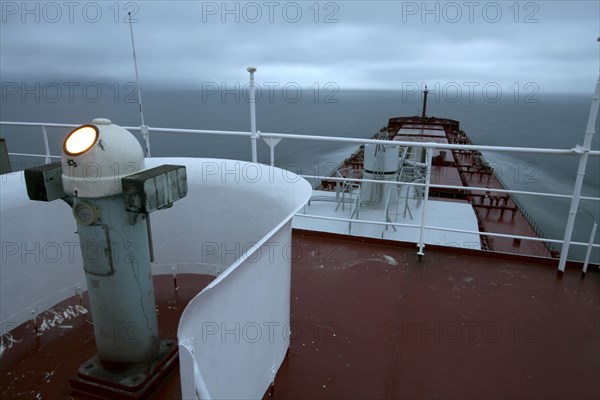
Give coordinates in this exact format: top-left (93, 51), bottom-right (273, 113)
top-left (128, 12), bottom-right (151, 157)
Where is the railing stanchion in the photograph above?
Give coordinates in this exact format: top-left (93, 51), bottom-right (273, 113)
top-left (558, 77), bottom-right (599, 272)
top-left (263, 137), bottom-right (281, 167)
top-left (582, 220), bottom-right (597, 274)
top-left (247, 66), bottom-right (258, 163)
top-left (41, 125), bottom-right (50, 164)
top-left (417, 147), bottom-right (432, 256)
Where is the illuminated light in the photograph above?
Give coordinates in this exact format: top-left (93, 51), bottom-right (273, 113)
top-left (64, 125), bottom-right (99, 156)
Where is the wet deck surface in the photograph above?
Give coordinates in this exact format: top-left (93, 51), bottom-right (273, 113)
top-left (0, 275), bottom-right (215, 400)
top-left (1, 231), bottom-right (598, 399)
top-left (276, 230), bottom-right (598, 399)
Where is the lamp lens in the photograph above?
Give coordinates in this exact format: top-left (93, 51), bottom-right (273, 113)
top-left (64, 125), bottom-right (99, 156)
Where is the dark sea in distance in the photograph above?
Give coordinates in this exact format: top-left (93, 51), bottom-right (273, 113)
top-left (1, 86), bottom-right (598, 263)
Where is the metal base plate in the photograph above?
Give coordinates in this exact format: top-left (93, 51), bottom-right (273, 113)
top-left (69, 339), bottom-right (178, 399)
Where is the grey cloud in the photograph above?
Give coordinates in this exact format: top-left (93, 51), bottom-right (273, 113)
top-left (0, 1), bottom-right (598, 92)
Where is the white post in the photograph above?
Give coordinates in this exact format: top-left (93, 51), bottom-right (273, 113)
top-left (263, 137), bottom-right (281, 167)
top-left (582, 220), bottom-right (597, 274)
top-left (558, 77), bottom-right (599, 272)
top-left (248, 66), bottom-right (258, 163)
top-left (41, 125), bottom-right (50, 164)
top-left (417, 147), bottom-right (433, 256)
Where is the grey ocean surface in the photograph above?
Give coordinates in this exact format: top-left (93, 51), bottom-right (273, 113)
top-left (1, 87), bottom-right (598, 263)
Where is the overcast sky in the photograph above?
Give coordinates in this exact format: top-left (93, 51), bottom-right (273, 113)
top-left (1, 1), bottom-right (598, 92)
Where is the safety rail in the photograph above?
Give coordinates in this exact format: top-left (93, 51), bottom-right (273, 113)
top-left (333, 168), bottom-right (359, 212)
top-left (1, 77), bottom-right (599, 272)
top-left (1, 121), bottom-right (599, 270)
top-left (347, 186), bottom-right (361, 234)
top-left (383, 186), bottom-right (397, 234)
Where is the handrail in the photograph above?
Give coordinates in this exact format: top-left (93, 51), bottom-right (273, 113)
top-left (1, 119), bottom-right (598, 266)
top-left (2, 120), bottom-right (600, 155)
top-left (295, 212), bottom-right (600, 249)
top-left (558, 77), bottom-right (600, 272)
top-left (2, 123), bottom-right (598, 205)
top-left (304, 174), bottom-right (600, 203)
top-left (7, 152), bottom-right (61, 159)
top-left (383, 186), bottom-right (395, 233)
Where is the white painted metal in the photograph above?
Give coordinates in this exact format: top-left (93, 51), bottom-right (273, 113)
top-left (173, 158), bottom-right (311, 399)
top-left (248, 67), bottom-right (258, 163)
top-left (41, 125), bottom-right (51, 164)
top-left (584, 220), bottom-right (600, 274)
top-left (0, 157), bottom-right (313, 396)
top-left (75, 196), bottom-right (159, 365)
top-left (577, 209), bottom-right (599, 274)
top-left (2, 120), bottom-right (600, 156)
top-left (179, 340), bottom-right (209, 399)
top-left (364, 144), bottom-right (400, 173)
top-left (1, 120), bottom-right (599, 261)
top-left (1, 121), bottom-right (81, 128)
top-left (583, 221), bottom-right (597, 273)
top-left (179, 222), bottom-right (293, 400)
top-left (296, 189), bottom-right (481, 248)
top-left (296, 211), bottom-right (599, 248)
top-left (558, 77), bottom-right (599, 272)
top-left (0, 169), bottom-right (84, 335)
top-left (362, 144), bottom-right (400, 204)
top-left (7, 152), bottom-right (61, 159)
top-left (61, 119), bottom-right (144, 197)
top-left (263, 136), bottom-right (281, 166)
top-left (303, 174), bottom-right (600, 202)
top-left (145, 127), bottom-right (597, 155)
top-left (417, 148), bottom-right (433, 255)
top-left (257, 133), bottom-right (599, 155)
top-left (0, 158), bottom-right (230, 334)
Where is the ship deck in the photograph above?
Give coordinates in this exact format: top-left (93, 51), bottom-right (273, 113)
top-left (1, 230), bottom-right (598, 399)
top-left (319, 116), bottom-right (555, 258)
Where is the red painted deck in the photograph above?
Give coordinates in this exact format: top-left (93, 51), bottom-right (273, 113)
top-left (276, 230), bottom-right (598, 399)
top-left (0, 275), bottom-right (215, 400)
top-left (1, 230), bottom-right (598, 399)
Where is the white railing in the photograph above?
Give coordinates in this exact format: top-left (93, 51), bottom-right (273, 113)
top-left (2, 120), bottom-right (598, 272)
top-left (1, 80), bottom-right (599, 272)
top-left (347, 186), bottom-right (361, 234)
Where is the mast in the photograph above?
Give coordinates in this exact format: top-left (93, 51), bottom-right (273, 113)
top-left (421, 85), bottom-right (429, 132)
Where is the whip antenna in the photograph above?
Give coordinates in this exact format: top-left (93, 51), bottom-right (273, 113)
top-left (128, 12), bottom-right (151, 157)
